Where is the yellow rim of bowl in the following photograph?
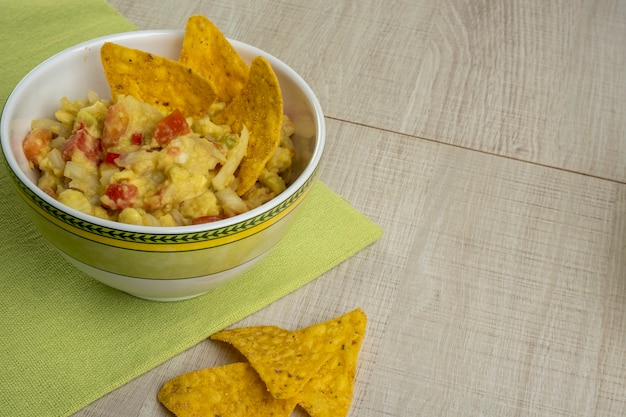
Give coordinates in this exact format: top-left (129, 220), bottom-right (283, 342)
top-left (9, 169), bottom-right (315, 252)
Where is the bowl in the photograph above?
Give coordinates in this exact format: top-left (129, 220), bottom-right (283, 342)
top-left (0, 30), bottom-right (325, 301)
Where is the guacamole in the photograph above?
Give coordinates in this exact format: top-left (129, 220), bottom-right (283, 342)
top-left (22, 91), bottom-right (296, 226)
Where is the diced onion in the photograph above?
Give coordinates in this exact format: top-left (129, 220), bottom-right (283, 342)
top-left (31, 118), bottom-right (71, 138)
top-left (169, 209), bottom-right (185, 226)
top-left (64, 161), bottom-right (88, 181)
top-left (212, 125), bottom-right (249, 191)
top-left (64, 160), bottom-right (99, 200)
top-left (215, 188), bottom-right (249, 217)
top-left (46, 148), bottom-right (65, 174)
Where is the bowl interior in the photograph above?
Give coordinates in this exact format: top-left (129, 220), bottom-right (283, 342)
top-left (1, 30), bottom-right (324, 234)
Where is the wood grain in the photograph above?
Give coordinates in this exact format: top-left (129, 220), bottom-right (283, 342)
top-left (111, 0), bottom-right (626, 182)
top-left (73, 116), bottom-right (626, 416)
top-left (411, 0), bottom-right (626, 182)
top-left (74, 1), bottom-right (626, 415)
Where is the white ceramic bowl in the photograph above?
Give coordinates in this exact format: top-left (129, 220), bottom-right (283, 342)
top-left (1, 30), bottom-right (325, 301)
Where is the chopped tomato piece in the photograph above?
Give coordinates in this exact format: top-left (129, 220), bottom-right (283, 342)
top-left (191, 215), bottom-right (224, 225)
top-left (62, 127), bottom-right (100, 164)
top-left (102, 183), bottom-right (137, 210)
top-left (104, 152), bottom-right (121, 165)
top-left (152, 109), bottom-right (190, 145)
top-left (131, 132), bottom-right (143, 146)
top-left (23, 128), bottom-right (52, 167)
top-left (102, 102), bottom-right (129, 148)
top-left (96, 137), bottom-right (104, 156)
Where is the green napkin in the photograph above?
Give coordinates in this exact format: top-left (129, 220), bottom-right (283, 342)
top-left (0, 1), bottom-right (382, 416)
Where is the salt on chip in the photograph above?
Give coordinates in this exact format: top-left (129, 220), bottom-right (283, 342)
top-left (211, 325), bottom-right (328, 399)
top-left (100, 42), bottom-right (218, 118)
top-left (296, 309), bottom-right (367, 417)
top-left (210, 308), bottom-right (367, 400)
top-left (179, 14), bottom-right (249, 104)
top-left (157, 362), bottom-right (297, 417)
top-left (212, 56), bottom-right (283, 196)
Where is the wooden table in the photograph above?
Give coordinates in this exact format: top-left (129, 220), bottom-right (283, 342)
top-left (75, 1), bottom-right (626, 415)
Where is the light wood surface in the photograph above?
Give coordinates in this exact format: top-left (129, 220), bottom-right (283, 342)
top-left (74, 1), bottom-right (626, 415)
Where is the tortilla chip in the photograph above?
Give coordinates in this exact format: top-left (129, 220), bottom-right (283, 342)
top-left (297, 309), bottom-right (367, 417)
top-left (179, 14), bottom-right (249, 104)
top-left (210, 308), bottom-right (367, 400)
top-left (212, 56), bottom-right (283, 195)
top-left (211, 325), bottom-right (325, 399)
top-left (157, 362), bottom-right (297, 417)
top-left (100, 42), bottom-right (218, 118)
